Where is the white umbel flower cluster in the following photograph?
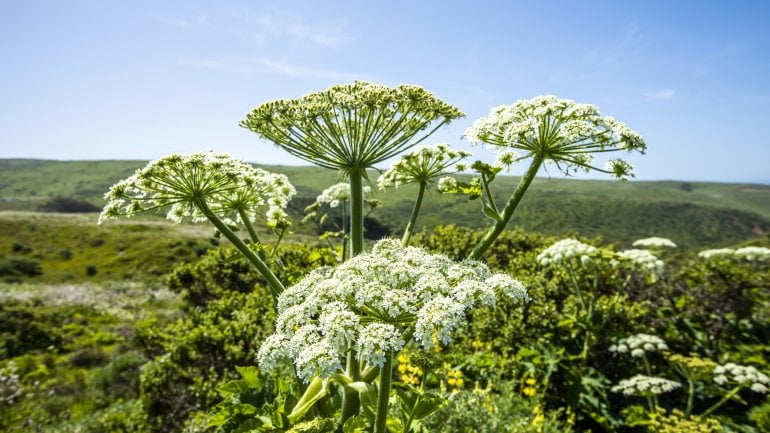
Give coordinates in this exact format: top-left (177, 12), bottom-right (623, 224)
top-left (699, 246), bottom-right (770, 261)
top-left (713, 363), bottom-right (770, 393)
top-left (316, 182), bottom-right (372, 208)
top-left (377, 143), bottom-right (470, 189)
top-left (258, 238), bottom-right (528, 381)
top-left (537, 239), bottom-right (598, 266)
top-left (609, 334), bottom-right (669, 358)
top-left (616, 249), bottom-right (664, 274)
top-left (98, 152), bottom-right (296, 228)
top-left (632, 237), bottom-right (677, 249)
top-left (611, 375), bottom-right (681, 396)
top-left (464, 95), bottom-right (646, 179)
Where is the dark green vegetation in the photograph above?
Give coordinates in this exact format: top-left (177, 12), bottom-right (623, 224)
top-left (2, 159), bottom-right (769, 249)
top-left (2, 159), bottom-right (770, 432)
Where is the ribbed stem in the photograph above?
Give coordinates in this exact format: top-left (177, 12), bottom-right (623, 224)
top-left (350, 170), bottom-right (365, 256)
top-left (374, 354), bottom-right (394, 433)
top-left (401, 181), bottom-right (426, 246)
top-left (468, 154), bottom-right (544, 260)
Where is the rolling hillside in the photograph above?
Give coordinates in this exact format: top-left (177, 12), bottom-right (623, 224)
top-left (1, 159), bottom-right (769, 250)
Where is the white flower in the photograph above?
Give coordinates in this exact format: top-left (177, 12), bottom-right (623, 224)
top-left (632, 237), bottom-right (677, 249)
top-left (713, 363), bottom-right (770, 392)
top-left (611, 375), bottom-right (680, 396)
top-left (357, 323), bottom-right (405, 367)
top-left (616, 249), bottom-right (664, 274)
top-left (258, 238), bottom-right (528, 380)
top-left (537, 239), bottom-right (598, 266)
top-left (99, 152), bottom-right (295, 228)
top-left (377, 143), bottom-right (470, 189)
top-left (698, 247), bottom-right (770, 261)
top-left (464, 95), bottom-right (646, 179)
top-left (437, 176), bottom-right (458, 193)
top-left (610, 334), bottom-right (668, 357)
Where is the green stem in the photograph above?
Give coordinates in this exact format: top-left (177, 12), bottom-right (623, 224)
top-left (402, 181), bottom-right (426, 246)
top-left (374, 354), bottom-right (394, 433)
top-left (238, 208), bottom-right (262, 245)
top-left (350, 170), bottom-right (365, 256)
top-left (700, 385), bottom-right (742, 418)
top-left (468, 154), bottom-right (544, 260)
top-left (685, 378), bottom-right (695, 417)
top-left (195, 198), bottom-right (285, 299)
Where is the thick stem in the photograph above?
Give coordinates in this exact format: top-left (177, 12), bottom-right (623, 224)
top-left (402, 181), bottom-right (426, 246)
top-left (374, 354), bottom-right (394, 433)
top-left (339, 170), bottom-right (366, 426)
top-left (349, 170), bottom-right (365, 256)
top-left (195, 198), bottom-right (285, 299)
top-left (468, 154), bottom-right (544, 260)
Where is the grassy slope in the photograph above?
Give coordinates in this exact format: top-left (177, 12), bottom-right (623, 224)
top-left (1, 159), bottom-right (769, 250)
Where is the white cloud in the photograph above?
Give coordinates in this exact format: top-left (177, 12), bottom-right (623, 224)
top-left (233, 9), bottom-right (351, 47)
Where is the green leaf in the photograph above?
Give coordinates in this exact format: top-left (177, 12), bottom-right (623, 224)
top-left (235, 366), bottom-right (264, 389)
top-left (481, 203), bottom-right (502, 222)
top-left (410, 392), bottom-right (445, 421)
top-left (343, 415), bottom-right (370, 433)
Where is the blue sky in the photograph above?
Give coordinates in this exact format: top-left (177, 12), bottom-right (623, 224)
top-left (1, 0), bottom-right (769, 183)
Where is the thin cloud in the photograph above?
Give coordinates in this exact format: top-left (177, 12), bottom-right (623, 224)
top-left (156, 13), bottom-right (209, 30)
top-left (189, 57), bottom-right (361, 81)
top-left (644, 89), bottom-right (675, 101)
top-left (233, 9), bottom-right (352, 47)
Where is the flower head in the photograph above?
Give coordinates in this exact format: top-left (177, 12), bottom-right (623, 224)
top-left (258, 238), bottom-right (527, 381)
top-left (98, 152), bottom-right (295, 227)
top-left (698, 246), bottom-right (770, 261)
top-left (611, 375), bottom-right (680, 396)
top-left (378, 143), bottom-right (471, 189)
top-left (610, 334), bottom-right (669, 357)
top-left (632, 237), bottom-right (677, 249)
top-left (713, 363), bottom-right (770, 393)
top-left (464, 95), bottom-right (646, 179)
top-left (616, 249), bottom-right (664, 275)
top-left (241, 81), bottom-right (464, 173)
top-left (537, 238), bottom-right (598, 266)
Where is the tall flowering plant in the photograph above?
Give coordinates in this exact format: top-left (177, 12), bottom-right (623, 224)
top-left (377, 143), bottom-right (470, 245)
top-left (98, 152), bottom-right (295, 298)
top-left (461, 96), bottom-right (646, 259)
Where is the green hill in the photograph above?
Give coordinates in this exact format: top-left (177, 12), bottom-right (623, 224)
top-left (1, 159), bottom-right (768, 250)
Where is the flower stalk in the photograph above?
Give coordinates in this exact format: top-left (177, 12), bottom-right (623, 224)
top-left (402, 181), bottom-right (426, 246)
top-left (374, 353), bottom-right (394, 433)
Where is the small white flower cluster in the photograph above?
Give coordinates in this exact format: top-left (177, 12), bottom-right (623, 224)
top-left (1, 361), bottom-right (22, 405)
top-left (609, 334), bottom-right (669, 358)
top-left (258, 238), bottom-right (528, 381)
top-left (632, 237), bottom-right (677, 249)
top-left (437, 176), bottom-right (459, 193)
top-left (611, 374), bottom-right (680, 396)
top-left (463, 95), bottom-right (646, 179)
top-left (99, 152), bottom-right (296, 228)
top-left (377, 143), bottom-right (470, 189)
top-left (699, 246), bottom-right (770, 261)
top-left (713, 363), bottom-right (770, 393)
top-left (315, 182), bottom-right (371, 208)
top-left (537, 239), bottom-right (598, 266)
top-left (616, 249), bottom-right (664, 274)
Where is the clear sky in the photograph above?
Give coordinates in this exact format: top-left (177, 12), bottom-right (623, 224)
top-left (1, 0), bottom-right (769, 183)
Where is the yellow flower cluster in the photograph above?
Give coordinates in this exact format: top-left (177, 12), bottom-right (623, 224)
top-left (522, 376), bottom-right (538, 397)
top-left (447, 369), bottom-right (465, 390)
top-left (648, 409), bottom-right (722, 433)
top-left (396, 351), bottom-right (423, 386)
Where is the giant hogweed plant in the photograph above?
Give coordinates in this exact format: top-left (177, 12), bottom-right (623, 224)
top-left (99, 82), bottom-right (647, 432)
